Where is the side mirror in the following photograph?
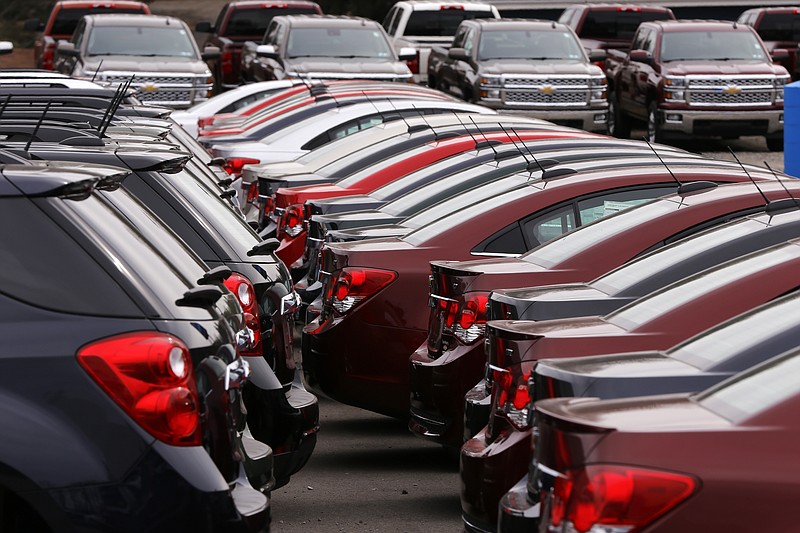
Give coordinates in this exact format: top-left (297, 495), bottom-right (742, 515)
top-left (448, 47), bottom-right (469, 61)
top-left (629, 49), bottom-right (652, 64)
top-left (57, 41), bottom-right (79, 57)
top-left (398, 47), bottom-right (416, 61)
top-left (24, 19), bottom-right (44, 32)
top-left (588, 49), bottom-right (607, 62)
top-left (0, 42), bottom-right (12, 56)
top-left (202, 46), bottom-right (221, 61)
top-left (772, 48), bottom-right (790, 62)
top-left (195, 21), bottom-right (213, 33)
top-left (256, 44), bottom-right (279, 59)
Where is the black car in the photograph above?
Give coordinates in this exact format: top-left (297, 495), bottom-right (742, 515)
top-left (0, 163), bottom-right (267, 531)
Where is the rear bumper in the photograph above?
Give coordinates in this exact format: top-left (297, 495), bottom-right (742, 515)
top-left (408, 342), bottom-right (486, 447)
top-left (460, 426), bottom-right (532, 533)
top-left (657, 107), bottom-right (783, 137)
top-left (497, 474), bottom-right (540, 533)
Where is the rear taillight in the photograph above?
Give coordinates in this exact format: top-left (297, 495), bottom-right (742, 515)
top-left (245, 181), bottom-right (259, 206)
top-left (77, 332), bottom-right (201, 446)
top-left (325, 267), bottom-right (397, 314)
top-left (280, 204), bottom-right (305, 237)
top-left (197, 116), bottom-right (215, 129)
top-left (42, 43), bottom-right (56, 70)
top-left (224, 273), bottom-right (262, 358)
top-left (407, 50), bottom-right (420, 74)
top-left (491, 366), bottom-right (531, 431)
top-left (223, 157), bottom-right (260, 177)
top-left (221, 49), bottom-right (234, 74)
top-left (263, 195), bottom-right (275, 218)
top-left (453, 292), bottom-right (489, 344)
top-left (549, 465), bottom-right (697, 533)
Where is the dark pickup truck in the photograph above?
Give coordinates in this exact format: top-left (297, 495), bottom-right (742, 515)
top-left (605, 19), bottom-right (789, 150)
top-left (738, 7), bottom-right (800, 80)
top-left (428, 18), bottom-right (609, 132)
top-left (196, 1), bottom-right (322, 91)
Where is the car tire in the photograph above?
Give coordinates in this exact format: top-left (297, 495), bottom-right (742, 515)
top-left (647, 102), bottom-right (664, 144)
top-left (766, 135), bottom-right (784, 152)
top-left (608, 90), bottom-right (631, 138)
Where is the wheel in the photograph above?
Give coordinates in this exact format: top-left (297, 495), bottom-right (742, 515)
top-left (766, 135), bottom-right (784, 152)
top-left (647, 101), bottom-right (664, 144)
top-left (607, 90), bottom-right (631, 138)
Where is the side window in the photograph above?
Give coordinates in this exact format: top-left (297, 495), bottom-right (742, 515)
top-left (72, 19), bottom-right (85, 46)
top-left (642, 30), bottom-right (657, 55)
top-left (578, 186), bottom-right (676, 225)
top-left (215, 4), bottom-right (229, 32)
top-left (273, 24), bottom-right (286, 50)
top-left (558, 8), bottom-right (576, 27)
top-left (452, 26), bottom-right (468, 48)
top-left (263, 21), bottom-right (279, 45)
top-left (472, 223), bottom-right (527, 255)
top-left (630, 28), bottom-right (646, 51)
top-left (523, 204), bottom-right (577, 247)
top-left (384, 7), bottom-right (399, 34)
top-left (463, 28), bottom-right (476, 54)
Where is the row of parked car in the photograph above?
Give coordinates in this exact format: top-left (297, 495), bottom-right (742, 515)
top-left (160, 69), bottom-right (800, 533)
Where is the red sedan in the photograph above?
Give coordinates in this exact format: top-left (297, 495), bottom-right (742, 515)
top-left (303, 165), bottom-right (785, 419)
top-left (535, 346), bottom-right (800, 533)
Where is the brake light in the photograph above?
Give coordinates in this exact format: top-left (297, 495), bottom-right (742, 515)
top-left (491, 367), bottom-right (531, 431)
top-left (197, 116), bottom-right (215, 129)
top-left (326, 267), bottom-right (397, 314)
top-left (263, 195), bottom-right (275, 217)
top-left (245, 180), bottom-right (259, 205)
top-left (440, 4), bottom-right (465, 9)
top-left (407, 50), bottom-right (420, 74)
top-left (617, 5), bottom-right (641, 10)
top-left (549, 465), bottom-right (697, 533)
top-left (77, 332), bottom-right (201, 446)
top-left (42, 43), bottom-right (56, 70)
top-left (224, 273), bottom-right (262, 357)
top-left (221, 48), bottom-right (234, 75)
top-left (223, 157), bottom-right (260, 177)
top-left (280, 204), bottom-right (305, 237)
top-left (453, 292), bottom-right (489, 344)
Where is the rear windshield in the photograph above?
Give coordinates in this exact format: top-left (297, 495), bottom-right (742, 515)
top-left (578, 11), bottom-right (673, 41)
top-left (405, 10), bottom-right (495, 37)
top-left (224, 7), bottom-right (320, 38)
top-left (754, 13), bottom-right (800, 42)
top-left (698, 348), bottom-right (800, 423)
top-left (607, 243), bottom-right (797, 330)
top-left (51, 7), bottom-right (147, 37)
top-left (671, 292), bottom-right (800, 370)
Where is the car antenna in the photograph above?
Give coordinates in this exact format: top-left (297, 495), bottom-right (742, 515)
top-left (764, 160), bottom-right (800, 212)
top-left (384, 96), bottom-right (414, 133)
top-left (360, 91), bottom-right (386, 122)
top-left (452, 112), bottom-right (482, 149)
top-left (0, 95), bottom-right (11, 120)
top-left (643, 137), bottom-right (683, 187)
top-left (468, 115), bottom-right (499, 158)
top-left (97, 81), bottom-right (125, 134)
top-left (497, 122), bottom-right (533, 175)
top-left (510, 125), bottom-right (546, 175)
top-left (101, 76), bottom-right (133, 137)
top-left (407, 102), bottom-right (435, 134)
top-left (727, 147), bottom-right (769, 206)
top-left (90, 60), bottom-right (104, 83)
top-left (24, 100), bottom-right (51, 153)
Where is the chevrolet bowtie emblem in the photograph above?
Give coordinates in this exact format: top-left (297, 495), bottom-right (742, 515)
top-left (540, 85), bottom-right (556, 94)
top-left (722, 85), bottom-right (741, 95)
top-left (141, 83), bottom-right (159, 93)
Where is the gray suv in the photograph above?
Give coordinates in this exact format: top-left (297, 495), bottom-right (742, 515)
top-left (56, 14), bottom-right (220, 108)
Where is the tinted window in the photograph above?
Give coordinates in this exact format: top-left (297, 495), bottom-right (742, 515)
top-left (404, 10), bottom-right (495, 37)
top-left (286, 27), bottom-right (393, 58)
top-left (754, 13), bottom-right (800, 42)
top-left (224, 7), bottom-right (320, 38)
top-left (699, 349), bottom-right (800, 423)
top-left (524, 204), bottom-right (576, 245)
top-left (52, 7), bottom-right (147, 37)
top-left (578, 11), bottom-right (673, 41)
top-left (0, 197), bottom-right (140, 316)
top-left (87, 26), bottom-right (197, 58)
top-left (661, 30), bottom-right (767, 62)
top-left (576, 187), bottom-right (672, 224)
top-left (479, 29), bottom-right (584, 61)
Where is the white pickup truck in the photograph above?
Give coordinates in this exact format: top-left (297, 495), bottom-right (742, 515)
top-left (382, 0), bottom-right (500, 85)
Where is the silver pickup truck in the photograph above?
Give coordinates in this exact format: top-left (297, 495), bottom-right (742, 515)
top-left (428, 18), bottom-right (609, 132)
top-left (55, 14), bottom-right (219, 109)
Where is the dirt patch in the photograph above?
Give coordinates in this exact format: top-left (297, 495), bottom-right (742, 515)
top-left (0, 48), bottom-right (35, 69)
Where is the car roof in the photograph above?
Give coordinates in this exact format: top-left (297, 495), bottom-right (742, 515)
top-left (395, 0), bottom-right (496, 9)
top-left (472, 19), bottom-right (569, 30)
top-left (567, 3), bottom-right (674, 12)
top-left (57, 0), bottom-right (147, 7)
top-left (276, 14), bottom-right (380, 28)
top-left (227, 0), bottom-right (320, 7)
top-left (645, 19), bottom-right (752, 32)
top-left (86, 14), bottom-right (186, 27)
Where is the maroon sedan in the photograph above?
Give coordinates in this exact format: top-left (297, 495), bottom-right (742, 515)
top-left (410, 177), bottom-right (800, 448)
top-left (303, 164), bottom-right (783, 419)
top-left (460, 238), bottom-right (800, 533)
top-left (535, 346), bottom-right (800, 533)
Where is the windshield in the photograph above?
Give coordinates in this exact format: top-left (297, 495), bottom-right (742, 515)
top-left (698, 348), bottom-right (800, 423)
top-left (660, 30), bottom-right (767, 62)
top-left (671, 292), bottom-right (800, 370)
top-left (87, 25), bottom-right (197, 57)
top-left (593, 217), bottom-right (761, 294)
top-left (479, 29), bottom-right (584, 60)
top-left (405, 10), bottom-right (495, 37)
top-left (607, 243), bottom-right (798, 330)
top-left (286, 27), bottom-right (393, 58)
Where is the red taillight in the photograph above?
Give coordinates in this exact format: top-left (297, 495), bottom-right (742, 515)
top-left (550, 465), bottom-right (697, 533)
top-left (221, 49), bottom-right (234, 74)
top-left (245, 181), bottom-right (259, 205)
top-left (224, 273), bottom-right (262, 357)
top-left (454, 292), bottom-right (489, 344)
top-left (407, 50), bottom-right (420, 74)
top-left (197, 116), bottom-right (215, 129)
top-left (440, 4), bottom-right (464, 9)
top-left (325, 267), bottom-right (397, 314)
top-left (42, 43), bottom-right (56, 70)
top-left (617, 5), bottom-right (641, 10)
top-left (280, 204), bottom-right (305, 237)
top-left (77, 332), bottom-right (201, 446)
top-left (223, 157), bottom-right (260, 177)
top-left (263, 195), bottom-right (275, 217)
top-left (491, 367), bottom-right (531, 431)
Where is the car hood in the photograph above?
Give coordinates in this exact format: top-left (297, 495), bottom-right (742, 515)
top-left (480, 61), bottom-right (600, 76)
top-left (87, 56), bottom-right (210, 74)
top-left (286, 58), bottom-right (411, 77)
top-left (662, 62), bottom-right (786, 76)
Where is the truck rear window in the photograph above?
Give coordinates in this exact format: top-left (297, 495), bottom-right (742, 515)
top-left (224, 7), bottom-right (320, 38)
top-left (51, 7), bottom-right (147, 37)
top-left (405, 11), bottom-right (495, 37)
top-left (755, 13), bottom-right (800, 42)
top-left (579, 11), bottom-right (673, 41)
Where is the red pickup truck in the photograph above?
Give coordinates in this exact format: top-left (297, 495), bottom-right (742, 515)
top-left (605, 19), bottom-right (789, 151)
top-left (195, 1), bottom-right (322, 92)
top-left (738, 6), bottom-right (800, 80)
top-left (24, 0), bottom-right (150, 70)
